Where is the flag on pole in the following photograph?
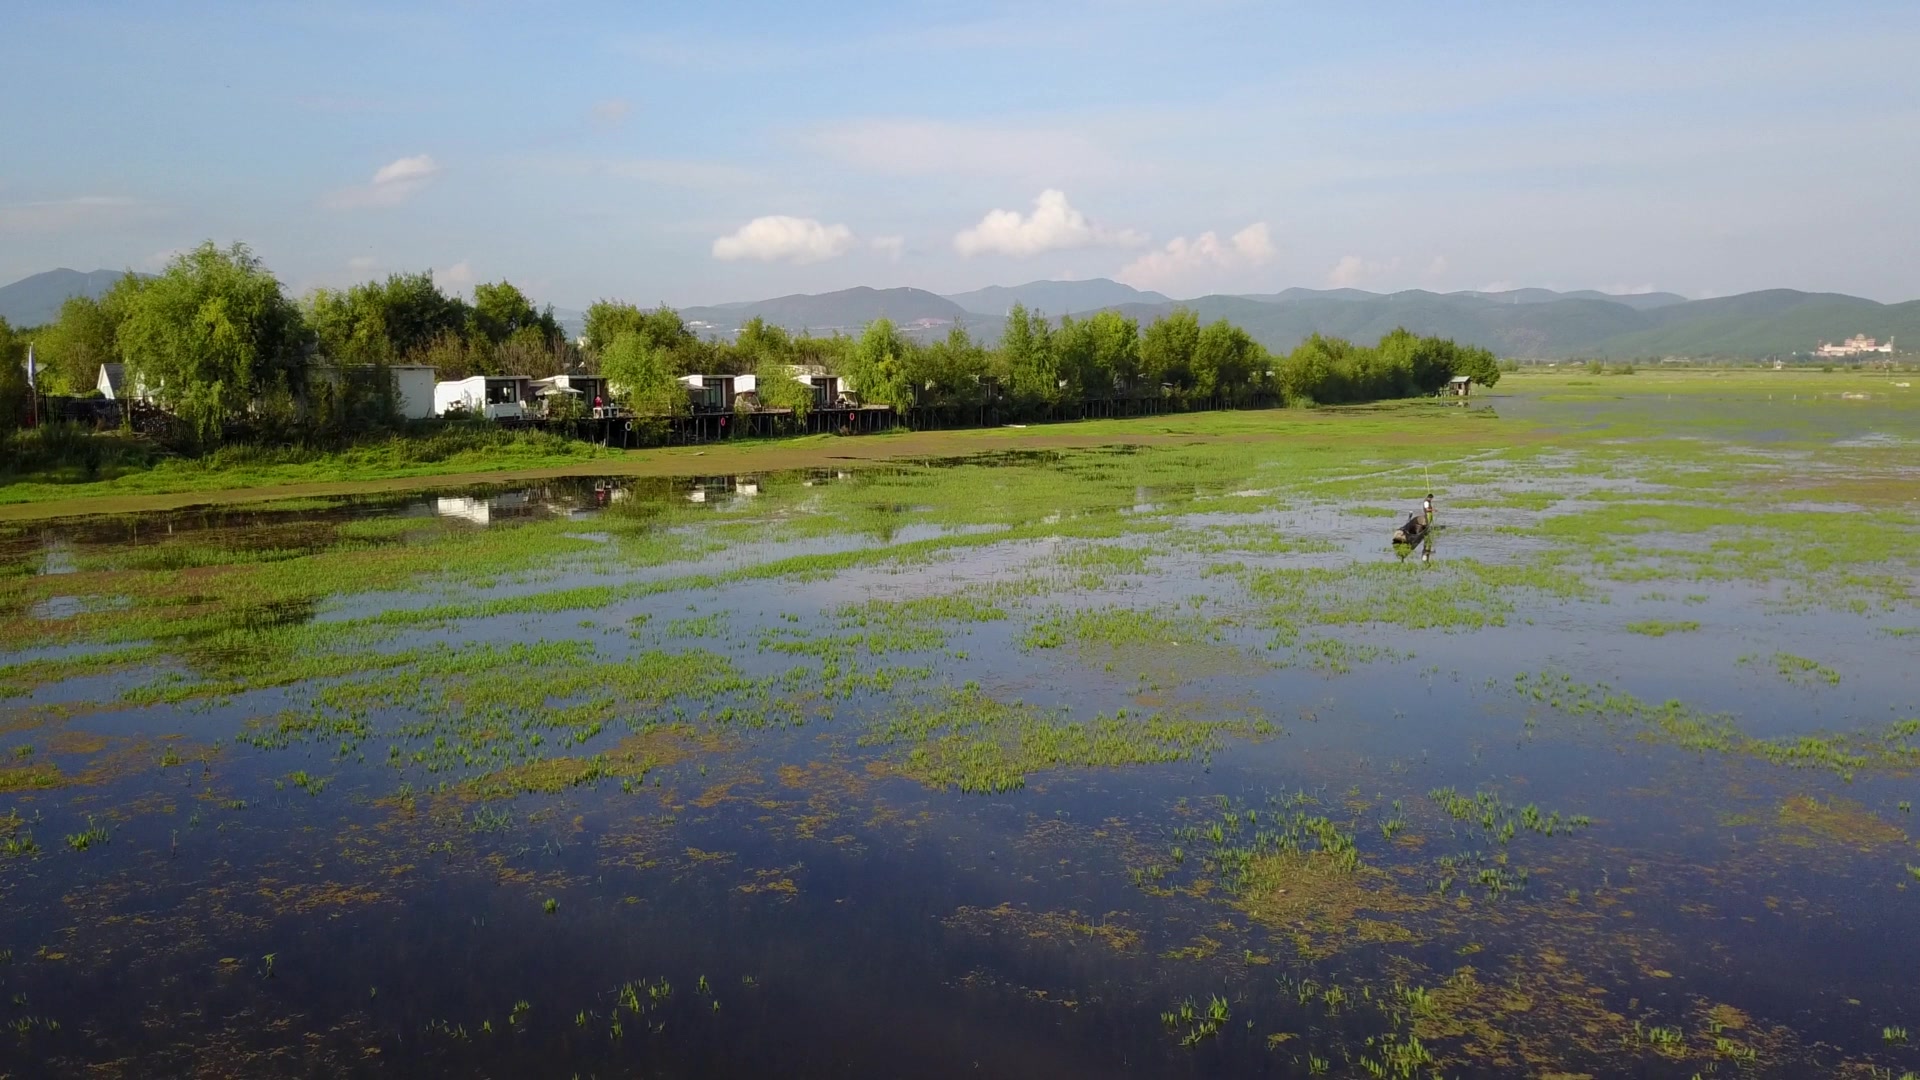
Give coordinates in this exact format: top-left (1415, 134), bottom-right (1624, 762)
top-left (24, 344), bottom-right (34, 391)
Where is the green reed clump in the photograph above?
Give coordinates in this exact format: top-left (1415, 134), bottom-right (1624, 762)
top-left (64, 817), bottom-right (110, 851)
top-left (1514, 670), bottom-right (1920, 780)
top-left (1427, 787), bottom-right (1591, 843)
top-left (1161, 994), bottom-right (1231, 1046)
top-left (859, 685), bottom-right (1271, 793)
top-left (1625, 619), bottom-right (1701, 637)
top-left (1767, 652), bottom-right (1842, 686)
top-left (1019, 605), bottom-right (1224, 652)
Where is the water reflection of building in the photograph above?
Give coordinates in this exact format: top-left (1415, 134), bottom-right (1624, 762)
top-left (684, 475), bottom-right (738, 504)
top-left (434, 491), bottom-right (535, 524)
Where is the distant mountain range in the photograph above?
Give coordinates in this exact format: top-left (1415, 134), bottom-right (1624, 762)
top-left (944, 278), bottom-right (1173, 317)
top-left (6, 268), bottom-right (1914, 359)
top-left (670, 279), bottom-right (1918, 359)
top-left (680, 286), bottom-right (964, 334)
top-left (0, 268), bottom-right (145, 327)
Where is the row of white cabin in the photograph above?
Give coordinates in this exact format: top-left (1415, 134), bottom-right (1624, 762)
top-left (94, 363), bottom-right (849, 422)
top-left (436, 368), bottom-right (850, 419)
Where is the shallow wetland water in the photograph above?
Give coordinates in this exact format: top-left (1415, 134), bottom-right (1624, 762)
top-left (1, 374), bottom-right (1917, 1078)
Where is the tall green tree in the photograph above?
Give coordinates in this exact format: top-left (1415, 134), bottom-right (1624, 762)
top-left (1452, 343), bottom-right (1502, 388)
top-left (1192, 319), bottom-right (1262, 399)
top-left (1085, 310), bottom-right (1141, 395)
top-left (1140, 308), bottom-right (1200, 393)
top-left (1052, 315), bottom-right (1096, 401)
top-left (1277, 333), bottom-right (1351, 404)
top-left (0, 317), bottom-right (29, 432)
top-left (1000, 303), bottom-right (1058, 408)
top-left (33, 289), bottom-right (131, 395)
top-left (842, 319), bottom-right (913, 408)
top-left (582, 300), bottom-right (646, 354)
top-left (909, 323), bottom-right (990, 406)
top-left (599, 330), bottom-right (684, 416)
top-left (308, 271), bottom-right (467, 365)
top-left (734, 316), bottom-right (791, 366)
top-left (582, 301), bottom-right (694, 361)
top-left (750, 350), bottom-right (813, 418)
top-left (116, 242), bottom-right (311, 441)
top-left (470, 281), bottom-right (561, 347)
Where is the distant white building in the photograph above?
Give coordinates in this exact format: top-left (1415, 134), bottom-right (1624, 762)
top-left (1815, 334), bottom-right (1894, 358)
top-left (433, 375), bottom-right (531, 419)
top-left (95, 362), bottom-right (157, 402)
top-left (97, 363), bottom-right (126, 400)
top-left (310, 363), bottom-right (438, 419)
top-left (391, 365), bottom-right (437, 419)
top-left (531, 374), bottom-right (608, 409)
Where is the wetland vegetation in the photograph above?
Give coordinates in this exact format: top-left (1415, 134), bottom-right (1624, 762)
top-left (1, 369), bottom-right (1916, 1077)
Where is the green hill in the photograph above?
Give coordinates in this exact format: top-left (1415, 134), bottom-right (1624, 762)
top-left (943, 278), bottom-right (1169, 317)
top-left (0, 268), bottom-right (142, 327)
top-left (679, 287), bottom-right (966, 335)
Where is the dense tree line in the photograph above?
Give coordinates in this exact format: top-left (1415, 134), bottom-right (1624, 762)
top-left (6, 239), bottom-right (1499, 439)
top-left (8, 243), bottom-right (572, 440)
top-left (576, 299), bottom-right (1497, 419)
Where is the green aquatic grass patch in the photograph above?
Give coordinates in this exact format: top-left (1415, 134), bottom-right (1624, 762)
top-left (1020, 605), bottom-right (1225, 652)
top-left (859, 685), bottom-right (1273, 793)
top-left (1243, 556), bottom-right (1594, 645)
top-left (1512, 671), bottom-right (1918, 779)
top-left (1764, 652), bottom-right (1842, 686)
top-left (1625, 620), bottom-right (1701, 637)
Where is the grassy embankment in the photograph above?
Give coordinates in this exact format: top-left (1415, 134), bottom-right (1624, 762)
top-left (4, 367), bottom-right (1908, 521)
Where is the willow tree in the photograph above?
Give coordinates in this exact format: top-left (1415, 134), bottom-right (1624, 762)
top-left (842, 318), bottom-right (913, 408)
top-left (116, 242), bottom-right (310, 442)
top-left (599, 330), bottom-right (684, 416)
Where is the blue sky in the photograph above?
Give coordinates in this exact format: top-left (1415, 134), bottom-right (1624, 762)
top-left (3, 1), bottom-right (1916, 307)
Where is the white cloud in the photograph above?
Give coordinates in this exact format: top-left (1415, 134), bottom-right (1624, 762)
top-left (870, 235), bottom-right (905, 262)
top-left (437, 260), bottom-right (476, 293)
top-left (712, 216), bottom-right (855, 264)
top-left (1117, 222), bottom-right (1274, 292)
top-left (1597, 282), bottom-right (1657, 295)
top-left (591, 98), bottom-right (633, 128)
top-left (347, 255), bottom-right (381, 273)
top-left (0, 196), bottom-right (152, 233)
top-left (953, 190), bottom-right (1145, 258)
top-left (1328, 254), bottom-right (1402, 288)
top-left (371, 155), bottom-right (438, 185)
top-left (143, 247), bottom-right (186, 270)
top-left (324, 154), bottom-right (443, 209)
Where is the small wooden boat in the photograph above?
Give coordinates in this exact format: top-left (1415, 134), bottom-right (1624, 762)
top-left (1392, 515), bottom-right (1429, 546)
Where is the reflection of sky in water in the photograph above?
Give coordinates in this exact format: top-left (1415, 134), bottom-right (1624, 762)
top-left (3, 452), bottom-right (1919, 1075)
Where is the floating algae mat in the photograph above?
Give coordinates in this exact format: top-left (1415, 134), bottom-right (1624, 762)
top-left (2, 372), bottom-right (1918, 1077)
